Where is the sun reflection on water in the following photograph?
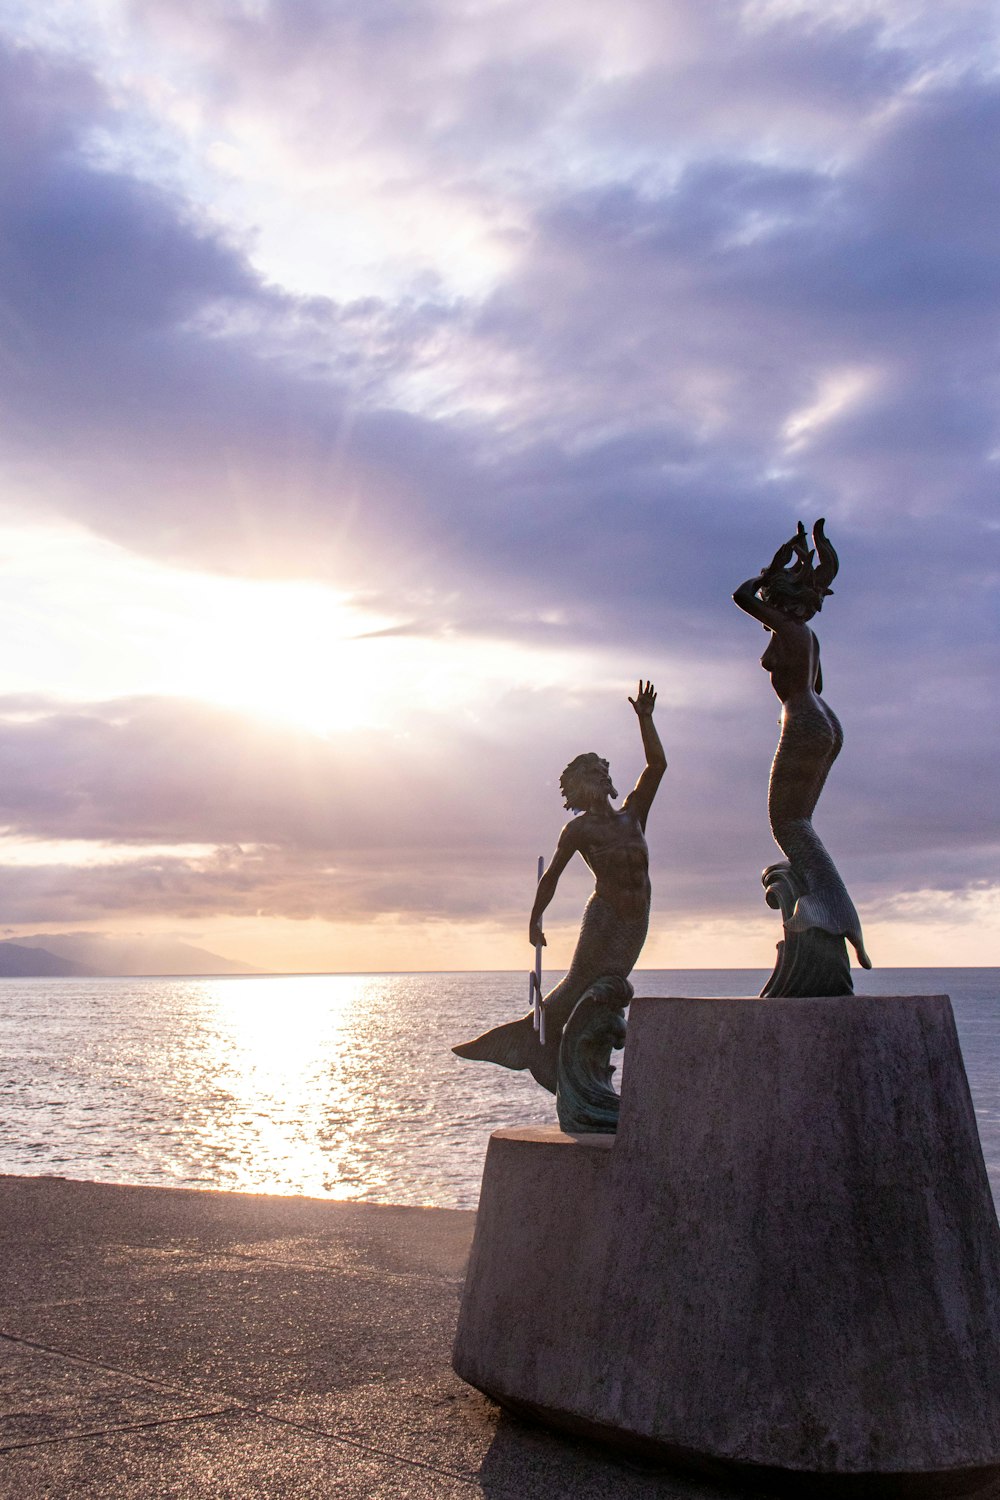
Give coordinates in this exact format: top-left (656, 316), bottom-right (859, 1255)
top-left (192, 974), bottom-right (376, 1199)
top-left (0, 971), bottom-right (998, 1209)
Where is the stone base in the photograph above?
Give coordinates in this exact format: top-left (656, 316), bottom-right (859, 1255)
top-left (453, 996), bottom-right (1000, 1496)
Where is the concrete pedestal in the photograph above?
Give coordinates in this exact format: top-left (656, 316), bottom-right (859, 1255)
top-left (453, 995), bottom-right (1000, 1497)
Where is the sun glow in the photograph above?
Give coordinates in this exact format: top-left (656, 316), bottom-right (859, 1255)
top-left (162, 577), bottom-right (604, 737)
top-left (159, 578), bottom-right (393, 737)
top-left (0, 521), bottom-right (398, 735)
top-left (0, 519), bottom-right (607, 740)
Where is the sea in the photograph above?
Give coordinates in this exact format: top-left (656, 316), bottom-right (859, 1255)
top-left (0, 969), bottom-right (997, 1212)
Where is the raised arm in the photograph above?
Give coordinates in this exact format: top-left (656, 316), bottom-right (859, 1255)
top-left (733, 573), bottom-right (787, 630)
top-left (734, 524), bottom-right (812, 631)
top-left (528, 823), bottom-right (580, 947)
top-left (623, 680), bottom-right (666, 829)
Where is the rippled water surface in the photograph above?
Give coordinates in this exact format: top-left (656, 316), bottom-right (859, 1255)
top-left (0, 968), bottom-right (997, 1210)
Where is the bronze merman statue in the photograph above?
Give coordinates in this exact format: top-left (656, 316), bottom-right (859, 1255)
top-left (734, 519), bottom-right (871, 996)
top-left (453, 682), bottom-right (666, 1095)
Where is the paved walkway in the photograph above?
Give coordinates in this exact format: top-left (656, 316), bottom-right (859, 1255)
top-left (0, 1174), bottom-right (790, 1499)
top-left (0, 1173), bottom-right (977, 1500)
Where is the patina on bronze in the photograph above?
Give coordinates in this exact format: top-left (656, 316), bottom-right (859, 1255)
top-left (555, 975), bottom-right (630, 1133)
top-left (734, 519), bottom-right (871, 996)
top-left (453, 682), bottom-right (665, 1097)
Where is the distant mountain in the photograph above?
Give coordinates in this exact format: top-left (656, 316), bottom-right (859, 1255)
top-left (3, 933), bottom-right (260, 977)
top-left (0, 941), bottom-right (95, 978)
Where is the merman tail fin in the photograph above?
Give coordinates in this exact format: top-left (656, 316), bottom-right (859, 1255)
top-left (452, 1012), bottom-right (557, 1094)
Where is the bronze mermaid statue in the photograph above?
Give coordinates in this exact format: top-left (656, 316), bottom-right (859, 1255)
top-left (734, 519), bottom-right (871, 996)
top-left (453, 682), bottom-right (666, 1094)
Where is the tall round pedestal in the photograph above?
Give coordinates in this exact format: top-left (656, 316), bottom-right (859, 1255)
top-left (454, 995), bottom-right (1000, 1496)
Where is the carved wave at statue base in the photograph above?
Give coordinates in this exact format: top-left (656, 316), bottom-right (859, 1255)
top-left (760, 861), bottom-right (854, 997)
top-left (555, 977), bottom-right (630, 1134)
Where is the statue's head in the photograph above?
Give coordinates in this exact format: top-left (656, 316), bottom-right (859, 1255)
top-left (560, 753), bottom-right (617, 812)
top-left (759, 570), bottom-right (827, 621)
top-left (760, 516), bottom-right (839, 622)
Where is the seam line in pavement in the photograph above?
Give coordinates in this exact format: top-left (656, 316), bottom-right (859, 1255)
top-left (0, 1404), bottom-right (481, 1487)
top-left (0, 1330), bottom-right (199, 1398)
top-left (0, 1406), bottom-right (242, 1456)
top-left (0, 1334), bottom-right (341, 1413)
top-left (1, 1332), bottom-right (482, 1484)
top-left (246, 1407), bottom-right (477, 1485)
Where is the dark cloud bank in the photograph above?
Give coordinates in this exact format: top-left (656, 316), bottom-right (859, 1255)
top-left (0, 2), bottom-right (996, 945)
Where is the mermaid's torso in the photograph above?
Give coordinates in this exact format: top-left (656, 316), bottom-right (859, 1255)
top-left (761, 622), bottom-right (818, 702)
top-left (577, 804), bottom-right (650, 924)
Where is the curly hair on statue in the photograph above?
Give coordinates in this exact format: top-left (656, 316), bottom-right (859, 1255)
top-left (759, 517), bottom-right (839, 623)
top-left (559, 752), bottom-right (616, 812)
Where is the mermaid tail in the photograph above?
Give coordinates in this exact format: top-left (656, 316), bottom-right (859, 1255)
top-left (764, 694), bottom-right (871, 984)
top-left (452, 893), bottom-right (648, 1097)
top-left (788, 888), bottom-right (872, 968)
top-left (774, 815), bottom-right (871, 967)
top-left (453, 1012), bottom-right (558, 1093)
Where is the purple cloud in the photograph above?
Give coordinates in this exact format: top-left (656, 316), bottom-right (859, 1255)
top-left (0, 686), bottom-right (992, 933)
top-left (0, 4), bottom-right (994, 944)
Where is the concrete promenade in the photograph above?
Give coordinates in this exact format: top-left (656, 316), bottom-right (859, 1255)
top-left (0, 1174), bottom-right (791, 1500)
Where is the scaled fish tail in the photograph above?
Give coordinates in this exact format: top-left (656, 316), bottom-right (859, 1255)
top-left (452, 1012), bottom-right (557, 1094)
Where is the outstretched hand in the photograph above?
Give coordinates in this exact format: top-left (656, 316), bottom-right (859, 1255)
top-left (628, 680), bottom-right (657, 717)
top-left (529, 922), bottom-right (546, 948)
top-left (765, 521), bottom-right (809, 578)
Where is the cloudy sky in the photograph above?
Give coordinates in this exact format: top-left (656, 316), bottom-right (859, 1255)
top-left (0, 0), bottom-right (995, 972)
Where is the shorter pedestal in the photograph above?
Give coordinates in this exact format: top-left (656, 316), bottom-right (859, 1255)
top-left (453, 996), bottom-right (1000, 1497)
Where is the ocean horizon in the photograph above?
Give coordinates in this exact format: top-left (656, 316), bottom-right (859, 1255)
top-left (1, 967), bottom-right (997, 1213)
